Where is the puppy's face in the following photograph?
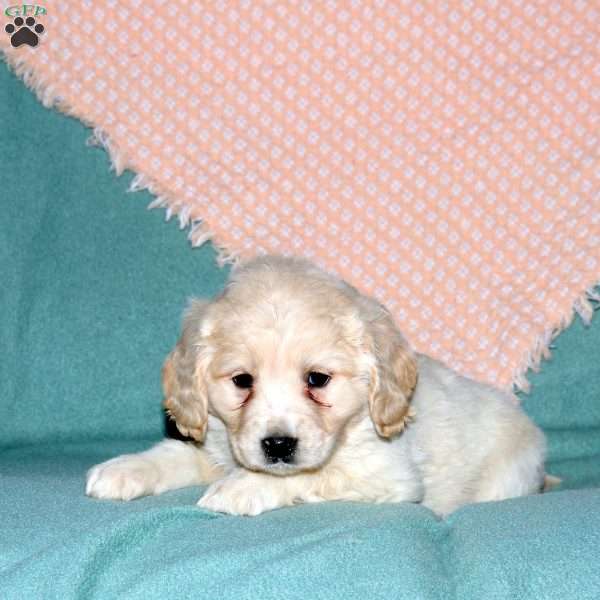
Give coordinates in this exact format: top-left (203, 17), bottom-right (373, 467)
top-left (163, 256), bottom-right (417, 475)
top-left (205, 302), bottom-right (370, 475)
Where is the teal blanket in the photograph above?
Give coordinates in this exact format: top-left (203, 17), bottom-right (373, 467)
top-left (2, 442), bottom-right (600, 599)
top-left (1, 62), bottom-right (599, 599)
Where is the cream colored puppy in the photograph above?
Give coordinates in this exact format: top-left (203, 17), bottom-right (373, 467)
top-left (86, 255), bottom-right (547, 516)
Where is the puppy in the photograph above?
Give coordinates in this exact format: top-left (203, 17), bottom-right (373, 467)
top-left (86, 255), bottom-right (547, 516)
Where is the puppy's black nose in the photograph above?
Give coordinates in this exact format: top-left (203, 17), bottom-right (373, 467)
top-left (261, 436), bottom-right (298, 463)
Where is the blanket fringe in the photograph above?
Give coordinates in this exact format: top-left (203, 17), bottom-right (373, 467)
top-left (513, 286), bottom-right (599, 393)
top-left (1, 49), bottom-right (237, 269)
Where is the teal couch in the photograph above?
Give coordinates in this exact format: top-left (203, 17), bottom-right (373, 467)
top-left (2, 63), bottom-right (599, 599)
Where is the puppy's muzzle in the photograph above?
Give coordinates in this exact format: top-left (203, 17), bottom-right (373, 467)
top-left (261, 436), bottom-right (298, 464)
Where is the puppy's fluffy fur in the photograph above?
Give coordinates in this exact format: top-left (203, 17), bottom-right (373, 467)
top-left (86, 255), bottom-right (546, 516)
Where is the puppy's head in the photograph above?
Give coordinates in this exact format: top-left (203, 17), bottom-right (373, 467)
top-left (163, 256), bottom-right (417, 475)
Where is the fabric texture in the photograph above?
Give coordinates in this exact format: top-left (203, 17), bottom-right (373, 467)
top-left (2, 62), bottom-right (600, 599)
top-left (1, 2), bottom-right (599, 390)
top-left (2, 443), bottom-right (600, 600)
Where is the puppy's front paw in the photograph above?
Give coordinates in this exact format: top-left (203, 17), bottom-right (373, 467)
top-left (86, 455), bottom-right (160, 501)
top-left (197, 471), bottom-right (286, 516)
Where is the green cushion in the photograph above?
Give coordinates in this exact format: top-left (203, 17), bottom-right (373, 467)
top-left (0, 64), bottom-right (228, 447)
top-left (1, 444), bottom-right (599, 599)
top-left (1, 61), bottom-right (599, 599)
top-left (520, 317), bottom-right (600, 488)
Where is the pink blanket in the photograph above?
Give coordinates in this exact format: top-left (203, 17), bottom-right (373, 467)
top-left (3, 1), bottom-right (599, 390)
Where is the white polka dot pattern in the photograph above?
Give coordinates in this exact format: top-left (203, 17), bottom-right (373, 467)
top-left (2, 1), bottom-right (599, 389)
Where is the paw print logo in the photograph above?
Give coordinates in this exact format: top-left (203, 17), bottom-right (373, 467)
top-left (5, 16), bottom-right (44, 48)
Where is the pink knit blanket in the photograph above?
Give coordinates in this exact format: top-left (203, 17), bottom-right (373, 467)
top-left (3, 1), bottom-right (599, 390)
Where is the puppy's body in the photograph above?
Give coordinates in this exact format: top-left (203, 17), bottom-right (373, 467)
top-left (87, 256), bottom-right (546, 516)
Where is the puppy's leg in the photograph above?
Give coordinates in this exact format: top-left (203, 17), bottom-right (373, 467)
top-left (86, 439), bottom-right (223, 501)
top-left (197, 469), bottom-right (300, 516)
top-left (198, 468), bottom-right (342, 516)
top-left (483, 408), bottom-right (547, 504)
top-left (473, 436), bottom-right (546, 505)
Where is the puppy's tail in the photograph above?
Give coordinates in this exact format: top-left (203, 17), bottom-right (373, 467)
top-left (542, 474), bottom-right (562, 492)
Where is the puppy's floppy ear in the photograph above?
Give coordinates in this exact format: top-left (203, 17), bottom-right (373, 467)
top-left (163, 299), bottom-right (210, 443)
top-left (366, 308), bottom-right (418, 438)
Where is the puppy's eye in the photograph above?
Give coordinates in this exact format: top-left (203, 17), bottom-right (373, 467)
top-left (307, 371), bottom-right (331, 388)
top-left (232, 373), bottom-right (254, 389)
